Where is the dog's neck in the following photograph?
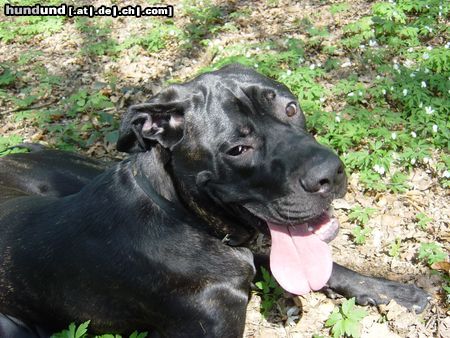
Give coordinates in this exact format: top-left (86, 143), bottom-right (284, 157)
top-left (130, 146), bottom-right (255, 246)
top-left (132, 147), bottom-right (180, 204)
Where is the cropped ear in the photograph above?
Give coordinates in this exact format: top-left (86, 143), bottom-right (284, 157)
top-left (117, 87), bottom-right (188, 153)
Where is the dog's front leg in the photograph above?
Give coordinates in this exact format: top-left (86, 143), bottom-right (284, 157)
top-left (325, 262), bottom-right (430, 313)
top-left (153, 247), bottom-right (255, 338)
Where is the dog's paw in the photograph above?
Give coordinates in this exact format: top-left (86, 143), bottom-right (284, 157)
top-left (353, 279), bottom-right (430, 313)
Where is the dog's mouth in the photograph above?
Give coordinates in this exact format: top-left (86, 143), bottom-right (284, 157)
top-left (266, 207), bottom-right (339, 296)
top-left (239, 203), bottom-right (339, 296)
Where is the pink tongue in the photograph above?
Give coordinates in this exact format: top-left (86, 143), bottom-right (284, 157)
top-left (268, 223), bottom-right (332, 295)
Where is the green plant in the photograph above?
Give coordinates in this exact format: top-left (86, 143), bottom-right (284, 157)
top-left (182, 0), bottom-right (223, 44)
top-left (0, 8), bottom-right (65, 43)
top-left (325, 298), bottom-right (368, 338)
top-left (254, 267), bottom-right (284, 318)
top-left (388, 238), bottom-right (402, 257)
top-left (0, 135), bottom-right (24, 155)
top-left (348, 206), bottom-right (376, 226)
top-left (120, 21), bottom-right (181, 53)
top-left (330, 3), bottom-right (350, 15)
top-left (415, 212), bottom-right (433, 230)
top-left (418, 243), bottom-right (447, 266)
top-left (75, 18), bottom-right (119, 57)
top-left (352, 225), bottom-right (371, 245)
top-left (51, 321), bottom-right (147, 338)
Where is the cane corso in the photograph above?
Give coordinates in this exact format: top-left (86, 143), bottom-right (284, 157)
top-left (0, 64), bottom-right (428, 337)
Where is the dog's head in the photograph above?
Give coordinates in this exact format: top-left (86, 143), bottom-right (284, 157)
top-left (117, 64), bottom-right (347, 295)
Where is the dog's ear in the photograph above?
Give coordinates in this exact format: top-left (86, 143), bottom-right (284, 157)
top-left (117, 87), bottom-right (188, 153)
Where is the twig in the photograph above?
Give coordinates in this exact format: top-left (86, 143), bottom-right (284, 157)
top-left (1, 100), bottom-right (58, 115)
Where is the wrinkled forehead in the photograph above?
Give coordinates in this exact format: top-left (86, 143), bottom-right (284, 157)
top-left (187, 66), bottom-right (298, 118)
top-left (180, 66), bottom-right (301, 142)
top-left (196, 65), bottom-right (295, 99)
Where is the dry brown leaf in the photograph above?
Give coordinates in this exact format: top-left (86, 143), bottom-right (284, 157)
top-left (430, 261), bottom-right (450, 275)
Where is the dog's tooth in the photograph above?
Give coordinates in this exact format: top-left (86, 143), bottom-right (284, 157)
top-left (308, 225), bottom-right (314, 232)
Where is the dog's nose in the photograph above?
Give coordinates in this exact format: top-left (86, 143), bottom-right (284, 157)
top-left (300, 155), bottom-right (345, 195)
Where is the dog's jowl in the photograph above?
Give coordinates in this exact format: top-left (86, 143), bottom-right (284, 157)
top-left (0, 64), bottom-right (429, 337)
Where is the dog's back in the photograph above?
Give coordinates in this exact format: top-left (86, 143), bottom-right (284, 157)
top-left (0, 146), bottom-right (108, 204)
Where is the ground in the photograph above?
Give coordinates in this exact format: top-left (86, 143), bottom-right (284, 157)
top-left (0, 0), bottom-right (449, 337)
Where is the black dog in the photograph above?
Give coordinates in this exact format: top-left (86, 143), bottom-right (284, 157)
top-left (0, 64), bottom-right (428, 337)
top-left (0, 145), bottom-right (108, 204)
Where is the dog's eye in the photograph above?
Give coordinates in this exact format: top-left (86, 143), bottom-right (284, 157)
top-left (286, 102), bottom-right (297, 117)
top-left (226, 145), bottom-right (252, 156)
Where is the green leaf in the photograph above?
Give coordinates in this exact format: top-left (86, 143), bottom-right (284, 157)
top-left (75, 320), bottom-right (90, 338)
top-left (349, 308), bottom-right (368, 322)
top-left (343, 319), bottom-right (361, 338)
top-left (129, 332), bottom-right (148, 338)
top-left (325, 308), bottom-right (343, 327)
top-left (331, 319), bottom-right (345, 338)
top-left (105, 130), bottom-right (119, 144)
top-left (341, 297), bottom-right (355, 316)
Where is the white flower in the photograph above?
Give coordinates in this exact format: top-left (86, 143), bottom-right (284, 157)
top-left (408, 47), bottom-right (414, 52)
top-left (341, 61), bottom-right (352, 68)
top-left (309, 64), bottom-right (316, 70)
top-left (382, 89), bottom-right (387, 95)
top-left (432, 124), bottom-right (438, 133)
top-left (404, 59), bottom-right (414, 68)
top-left (411, 131), bottom-right (417, 138)
top-left (373, 164), bottom-right (385, 175)
top-left (256, 47), bottom-right (260, 52)
top-left (443, 170), bottom-right (450, 178)
top-left (358, 91), bottom-right (363, 96)
top-left (421, 81), bottom-right (427, 88)
top-left (424, 68), bottom-right (430, 73)
top-left (376, 75), bottom-right (381, 80)
top-left (393, 63), bottom-right (399, 70)
top-left (425, 106), bottom-right (434, 115)
top-left (427, 46), bottom-right (432, 51)
top-left (423, 53), bottom-right (430, 60)
top-left (254, 64), bottom-right (258, 68)
top-left (410, 72), bottom-right (416, 78)
top-left (286, 69), bottom-right (292, 76)
top-left (359, 44), bottom-right (366, 50)
top-left (335, 116), bottom-right (341, 122)
top-left (391, 132), bottom-right (397, 140)
top-left (423, 157), bottom-right (431, 164)
top-left (445, 42), bottom-right (450, 49)
top-left (319, 97), bottom-right (326, 103)
top-left (347, 92), bottom-right (355, 97)
top-left (411, 158), bottom-right (416, 165)
top-left (419, 102), bottom-right (423, 108)
top-left (390, 86), bottom-right (394, 91)
top-left (245, 52), bottom-right (251, 58)
top-left (403, 89), bottom-right (408, 96)
top-left (369, 39), bottom-right (377, 47)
